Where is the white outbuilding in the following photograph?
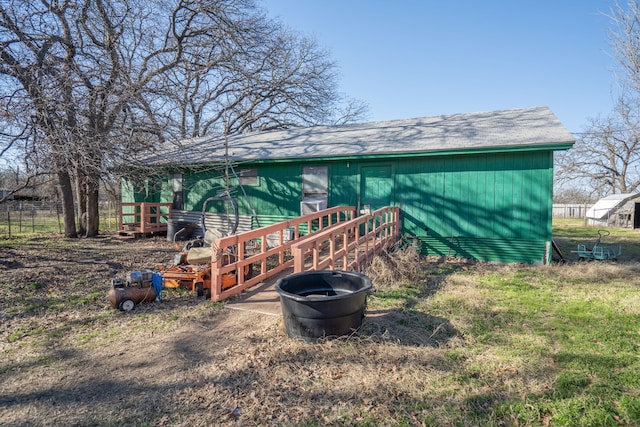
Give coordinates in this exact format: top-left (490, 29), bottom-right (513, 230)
top-left (586, 193), bottom-right (640, 228)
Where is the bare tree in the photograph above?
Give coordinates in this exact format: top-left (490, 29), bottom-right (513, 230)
top-left (557, 95), bottom-right (640, 196)
top-left (1, 0), bottom-right (366, 237)
top-left (610, 0), bottom-right (640, 93)
top-left (1, 1), bottom-right (181, 236)
top-left (0, 104), bottom-right (51, 204)
top-left (158, 10), bottom-right (367, 140)
top-left (553, 186), bottom-right (595, 204)
top-left (556, 1), bottom-right (640, 197)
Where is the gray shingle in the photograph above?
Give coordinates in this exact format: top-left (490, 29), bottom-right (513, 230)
top-left (140, 106), bottom-right (574, 165)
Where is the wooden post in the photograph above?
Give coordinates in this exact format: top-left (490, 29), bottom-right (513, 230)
top-left (210, 239), bottom-right (223, 301)
top-left (139, 202), bottom-right (145, 233)
top-left (329, 231), bottom-right (335, 270)
top-left (293, 243), bottom-right (304, 273)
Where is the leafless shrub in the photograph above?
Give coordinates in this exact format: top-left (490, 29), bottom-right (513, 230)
top-left (365, 240), bottom-right (423, 290)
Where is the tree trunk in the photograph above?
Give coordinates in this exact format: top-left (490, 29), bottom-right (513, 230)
top-left (76, 170), bottom-right (87, 236)
top-left (86, 176), bottom-right (100, 237)
top-left (58, 169), bottom-right (77, 238)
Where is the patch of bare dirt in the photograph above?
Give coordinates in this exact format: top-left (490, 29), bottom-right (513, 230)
top-left (0, 234), bottom-right (458, 426)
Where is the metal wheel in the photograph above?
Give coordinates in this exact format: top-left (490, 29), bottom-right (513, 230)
top-left (119, 298), bottom-right (136, 311)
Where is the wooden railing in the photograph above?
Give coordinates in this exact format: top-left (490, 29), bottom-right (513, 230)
top-left (119, 202), bottom-right (172, 234)
top-left (291, 206), bottom-right (401, 273)
top-left (209, 206), bottom-right (356, 301)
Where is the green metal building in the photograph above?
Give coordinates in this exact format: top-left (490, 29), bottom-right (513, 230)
top-left (125, 106), bottom-right (574, 263)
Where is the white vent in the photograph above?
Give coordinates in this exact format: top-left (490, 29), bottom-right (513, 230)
top-left (300, 197), bottom-right (328, 215)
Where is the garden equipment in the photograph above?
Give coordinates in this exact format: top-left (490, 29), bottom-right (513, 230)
top-left (162, 190), bottom-right (253, 297)
top-left (110, 192), bottom-right (251, 308)
top-left (109, 270), bottom-right (163, 311)
top-left (573, 229), bottom-right (622, 261)
top-left (160, 252), bottom-right (249, 298)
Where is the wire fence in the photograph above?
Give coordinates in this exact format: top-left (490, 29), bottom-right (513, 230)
top-left (552, 203), bottom-right (592, 219)
top-left (1, 201), bottom-right (599, 237)
top-left (0, 200), bottom-right (121, 237)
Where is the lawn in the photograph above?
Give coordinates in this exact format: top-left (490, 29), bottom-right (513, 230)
top-left (0, 221), bottom-right (639, 426)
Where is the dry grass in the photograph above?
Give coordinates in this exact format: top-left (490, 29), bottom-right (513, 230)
top-left (1, 232), bottom-right (640, 425)
top-left (364, 242), bottom-right (422, 290)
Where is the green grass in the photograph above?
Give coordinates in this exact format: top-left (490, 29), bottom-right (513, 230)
top-left (365, 224), bottom-right (640, 426)
top-left (552, 218), bottom-right (640, 260)
top-left (0, 211), bottom-right (119, 236)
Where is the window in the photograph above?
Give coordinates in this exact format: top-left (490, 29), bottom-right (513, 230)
top-left (237, 168), bottom-right (258, 186)
top-left (302, 166), bottom-right (328, 199)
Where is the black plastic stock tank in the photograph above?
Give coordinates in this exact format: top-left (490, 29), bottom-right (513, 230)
top-left (275, 270), bottom-right (373, 342)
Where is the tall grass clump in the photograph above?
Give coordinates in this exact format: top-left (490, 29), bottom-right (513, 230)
top-left (364, 239), bottom-right (423, 291)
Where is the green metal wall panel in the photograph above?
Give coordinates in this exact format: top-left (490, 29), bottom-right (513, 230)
top-left (121, 177), bottom-right (171, 203)
top-left (121, 180), bottom-right (135, 203)
top-left (253, 164), bottom-right (302, 216)
top-left (182, 171), bottom-right (223, 211)
top-left (177, 163), bottom-right (303, 217)
top-left (361, 165), bottom-right (394, 210)
top-left (124, 149), bottom-right (555, 263)
top-left (416, 236), bottom-right (547, 264)
top-left (158, 178), bottom-right (173, 204)
top-left (393, 151), bottom-right (553, 263)
top-left (328, 162), bottom-right (359, 207)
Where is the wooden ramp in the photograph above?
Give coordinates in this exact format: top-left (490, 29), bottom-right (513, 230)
top-left (209, 206), bottom-right (400, 302)
top-left (225, 270), bottom-right (291, 316)
top-left (222, 206), bottom-right (401, 312)
top-left (223, 227), bottom-right (388, 316)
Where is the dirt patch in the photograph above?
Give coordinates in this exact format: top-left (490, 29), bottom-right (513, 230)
top-left (0, 234), bottom-right (459, 426)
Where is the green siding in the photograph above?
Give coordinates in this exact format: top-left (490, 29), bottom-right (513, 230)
top-left (391, 151), bottom-right (553, 263)
top-left (174, 163), bottom-right (303, 227)
top-left (121, 177), bottom-right (172, 203)
top-left (361, 165), bottom-right (393, 210)
top-left (251, 164), bottom-right (302, 216)
top-left (124, 150), bottom-right (555, 263)
top-left (329, 163), bottom-right (359, 207)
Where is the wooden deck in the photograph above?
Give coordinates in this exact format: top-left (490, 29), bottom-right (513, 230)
top-left (118, 202), bottom-right (172, 237)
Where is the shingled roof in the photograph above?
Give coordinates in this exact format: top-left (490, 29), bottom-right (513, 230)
top-left (140, 106), bottom-right (574, 166)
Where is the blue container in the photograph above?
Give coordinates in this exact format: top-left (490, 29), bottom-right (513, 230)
top-left (275, 270), bottom-right (372, 342)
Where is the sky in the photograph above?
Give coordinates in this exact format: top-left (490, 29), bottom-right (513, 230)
top-left (261, 0), bottom-right (620, 135)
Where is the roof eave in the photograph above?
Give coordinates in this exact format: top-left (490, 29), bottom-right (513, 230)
top-left (151, 141), bottom-right (575, 167)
